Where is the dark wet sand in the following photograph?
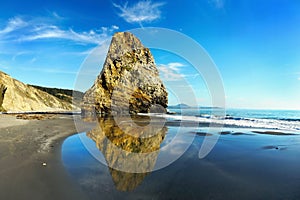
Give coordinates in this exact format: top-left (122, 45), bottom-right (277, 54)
top-left (0, 114), bottom-right (94, 200)
top-left (1, 114), bottom-right (299, 200)
top-left (252, 130), bottom-right (296, 135)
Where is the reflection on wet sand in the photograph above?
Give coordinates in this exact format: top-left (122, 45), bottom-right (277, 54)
top-left (86, 116), bottom-right (167, 191)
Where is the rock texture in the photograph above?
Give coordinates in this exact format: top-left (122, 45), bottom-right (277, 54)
top-left (87, 116), bottom-right (167, 191)
top-left (82, 32), bottom-right (168, 115)
top-left (0, 83), bottom-right (7, 111)
top-left (0, 71), bottom-right (77, 112)
top-left (29, 85), bottom-right (84, 108)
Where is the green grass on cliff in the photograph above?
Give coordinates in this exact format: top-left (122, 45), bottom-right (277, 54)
top-left (29, 85), bottom-right (84, 106)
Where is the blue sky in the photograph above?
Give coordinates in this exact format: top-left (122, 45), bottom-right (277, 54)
top-left (0, 0), bottom-right (300, 109)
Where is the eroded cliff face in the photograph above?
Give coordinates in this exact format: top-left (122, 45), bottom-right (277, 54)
top-left (86, 116), bottom-right (167, 191)
top-left (0, 84), bottom-right (7, 111)
top-left (0, 71), bottom-right (76, 112)
top-left (81, 32), bottom-right (168, 115)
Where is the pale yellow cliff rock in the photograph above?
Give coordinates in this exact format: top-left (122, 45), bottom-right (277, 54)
top-left (0, 71), bottom-right (77, 112)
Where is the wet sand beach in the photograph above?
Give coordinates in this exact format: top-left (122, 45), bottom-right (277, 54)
top-left (0, 114), bottom-right (93, 200)
top-left (1, 114), bottom-right (300, 200)
top-left (62, 116), bottom-right (300, 200)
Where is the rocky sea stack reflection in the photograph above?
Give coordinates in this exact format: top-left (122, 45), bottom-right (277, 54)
top-left (81, 32), bottom-right (168, 116)
top-left (86, 116), bottom-right (167, 191)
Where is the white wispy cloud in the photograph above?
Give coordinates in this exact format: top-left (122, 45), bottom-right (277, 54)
top-left (166, 62), bottom-right (185, 72)
top-left (20, 25), bottom-right (119, 45)
top-left (52, 12), bottom-right (64, 20)
top-left (0, 16), bottom-right (119, 45)
top-left (298, 77), bottom-right (300, 81)
top-left (0, 17), bottom-right (27, 35)
top-left (29, 57), bottom-right (37, 64)
top-left (112, 25), bottom-right (119, 30)
top-left (12, 51), bottom-right (31, 61)
top-left (158, 62), bottom-right (186, 81)
top-left (210, 0), bottom-right (225, 9)
top-left (113, 0), bottom-right (165, 24)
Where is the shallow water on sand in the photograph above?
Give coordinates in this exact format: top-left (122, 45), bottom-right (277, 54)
top-left (62, 117), bottom-right (300, 200)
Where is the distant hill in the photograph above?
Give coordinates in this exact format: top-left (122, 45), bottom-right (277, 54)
top-left (0, 71), bottom-right (80, 112)
top-left (29, 85), bottom-right (84, 108)
top-left (168, 103), bottom-right (191, 109)
top-left (167, 104), bottom-right (221, 109)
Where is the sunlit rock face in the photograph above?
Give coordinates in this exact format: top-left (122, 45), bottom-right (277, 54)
top-left (81, 32), bottom-right (168, 116)
top-left (0, 71), bottom-right (75, 112)
top-left (86, 116), bottom-right (167, 191)
top-left (0, 83), bottom-right (7, 112)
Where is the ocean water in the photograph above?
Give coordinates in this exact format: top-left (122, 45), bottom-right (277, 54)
top-left (153, 108), bottom-right (300, 132)
top-left (169, 108), bottom-right (300, 120)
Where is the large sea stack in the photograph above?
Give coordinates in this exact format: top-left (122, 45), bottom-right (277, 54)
top-left (81, 32), bottom-right (168, 115)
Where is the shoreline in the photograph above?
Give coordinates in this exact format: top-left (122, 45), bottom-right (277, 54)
top-left (62, 115), bottom-right (300, 199)
top-left (0, 114), bottom-right (95, 200)
top-left (0, 114), bottom-right (298, 199)
top-left (0, 111), bottom-right (81, 115)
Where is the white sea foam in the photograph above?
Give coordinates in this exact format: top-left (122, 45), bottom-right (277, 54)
top-left (138, 113), bottom-right (300, 132)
